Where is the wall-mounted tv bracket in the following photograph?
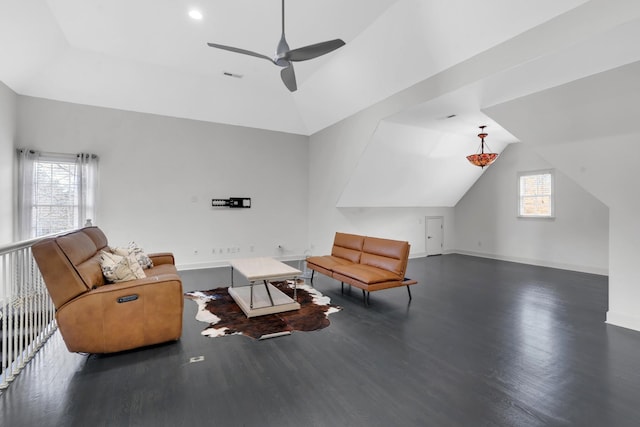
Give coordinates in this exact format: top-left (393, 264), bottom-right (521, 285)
top-left (212, 197), bottom-right (251, 208)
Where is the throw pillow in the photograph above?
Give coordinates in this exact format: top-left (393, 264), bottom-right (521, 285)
top-left (112, 241), bottom-right (154, 269)
top-left (100, 250), bottom-right (146, 283)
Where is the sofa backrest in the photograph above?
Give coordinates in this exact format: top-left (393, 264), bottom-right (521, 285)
top-left (360, 236), bottom-right (410, 278)
top-left (331, 232), bottom-right (365, 263)
top-left (32, 227), bottom-right (109, 309)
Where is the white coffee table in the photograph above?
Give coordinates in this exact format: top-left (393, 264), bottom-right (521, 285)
top-left (228, 257), bottom-right (302, 318)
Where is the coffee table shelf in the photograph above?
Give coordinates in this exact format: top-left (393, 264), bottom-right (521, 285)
top-left (228, 257), bottom-right (302, 318)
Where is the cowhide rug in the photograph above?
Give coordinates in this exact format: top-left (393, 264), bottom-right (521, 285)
top-left (184, 280), bottom-right (341, 340)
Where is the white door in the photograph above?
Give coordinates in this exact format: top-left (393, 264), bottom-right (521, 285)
top-left (426, 217), bottom-right (443, 256)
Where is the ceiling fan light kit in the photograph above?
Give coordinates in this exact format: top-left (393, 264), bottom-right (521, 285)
top-left (207, 0), bottom-right (345, 92)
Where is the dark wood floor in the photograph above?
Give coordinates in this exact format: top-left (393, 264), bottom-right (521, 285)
top-left (2, 254), bottom-right (640, 426)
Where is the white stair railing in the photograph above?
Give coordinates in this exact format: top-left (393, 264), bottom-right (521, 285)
top-left (0, 234), bottom-right (63, 391)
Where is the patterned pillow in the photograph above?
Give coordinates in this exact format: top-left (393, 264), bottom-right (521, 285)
top-left (112, 241), bottom-right (154, 269)
top-left (100, 250), bottom-right (146, 283)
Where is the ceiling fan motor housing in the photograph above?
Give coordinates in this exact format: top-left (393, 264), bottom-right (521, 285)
top-left (275, 35), bottom-right (291, 67)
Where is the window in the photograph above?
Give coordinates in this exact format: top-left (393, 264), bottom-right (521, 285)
top-left (518, 170), bottom-right (554, 218)
top-left (32, 156), bottom-right (79, 237)
top-left (17, 150), bottom-right (98, 239)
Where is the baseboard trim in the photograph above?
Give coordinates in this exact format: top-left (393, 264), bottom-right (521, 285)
top-left (177, 260), bottom-right (228, 271)
top-left (177, 254), bottom-right (305, 271)
top-left (453, 249), bottom-right (608, 276)
top-left (606, 311), bottom-right (640, 332)
top-left (410, 250), bottom-right (455, 259)
top-left (178, 250), bottom-right (606, 276)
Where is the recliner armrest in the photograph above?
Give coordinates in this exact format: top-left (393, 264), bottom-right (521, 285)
top-left (148, 252), bottom-right (175, 266)
top-left (87, 273), bottom-right (181, 293)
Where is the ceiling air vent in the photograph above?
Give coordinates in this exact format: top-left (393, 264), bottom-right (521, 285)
top-left (223, 72), bottom-right (243, 79)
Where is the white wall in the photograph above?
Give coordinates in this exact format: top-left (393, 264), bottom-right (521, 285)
top-left (16, 96), bottom-right (309, 269)
top-left (0, 81), bottom-right (16, 245)
top-left (317, 207), bottom-right (455, 258)
top-left (454, 143), bottom-right (608, 275)
top-left (308, 106), bottom-right (455, 256)
top-left (305, 1), bottom-right (608, 259)
top-left (530, 133), bottom-right (640, 331)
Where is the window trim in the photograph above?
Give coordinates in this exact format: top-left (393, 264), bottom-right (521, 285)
top-left (517, 169), bottom-right (555, 219)
top-left (31, 153), bottom-right (80, 238)
top-left (17, 149), bottom-right (98, 239)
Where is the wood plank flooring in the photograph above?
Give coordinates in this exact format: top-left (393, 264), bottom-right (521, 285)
top-left (2, 254), bottom-right (640, 426)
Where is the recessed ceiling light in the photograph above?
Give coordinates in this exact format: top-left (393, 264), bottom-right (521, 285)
top-left (189, 10), bottom-right (203, 20)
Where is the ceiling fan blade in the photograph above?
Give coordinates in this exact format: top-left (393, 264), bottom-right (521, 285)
top-left (207, 43), bottom-right (273, 63)
top-left (280, 63), bottom-right (297, 92)
top-left (286, 39), bottom-right (345, 62)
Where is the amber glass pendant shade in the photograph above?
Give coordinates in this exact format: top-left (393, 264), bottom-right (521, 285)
top-left (467, 126), bottom-right (498, 168)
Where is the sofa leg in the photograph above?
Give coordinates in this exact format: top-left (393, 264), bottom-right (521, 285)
top-left (407, 285), bottom-right (412, 300)
top-left (362, 290), bottom-right (370, 306)
top-left (341, 282), bottom-right (344, 294)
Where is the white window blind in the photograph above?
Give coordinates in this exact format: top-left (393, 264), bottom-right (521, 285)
top-left (32, 155), bottom-right (79, 237)
top-left (518, 170), bottom-right (554, 218)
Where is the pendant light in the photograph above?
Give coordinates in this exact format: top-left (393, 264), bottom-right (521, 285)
top-left (466, 125), bottom-right (498, 168)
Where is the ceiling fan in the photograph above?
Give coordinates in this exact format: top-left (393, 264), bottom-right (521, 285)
top-left (207, 0), bottom-right (345, 92)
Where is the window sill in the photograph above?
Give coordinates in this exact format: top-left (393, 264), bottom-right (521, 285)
top-left (517, 215), bottom-right (555, 220)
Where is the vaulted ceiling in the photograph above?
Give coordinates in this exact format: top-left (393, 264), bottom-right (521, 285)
top-left (2, 0), bottom-right (639, 207)
top-left (1, 0), bottom-right (591, 135)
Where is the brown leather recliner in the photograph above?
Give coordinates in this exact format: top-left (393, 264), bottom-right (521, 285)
top-left (32, 227), bottom-right (183, 353)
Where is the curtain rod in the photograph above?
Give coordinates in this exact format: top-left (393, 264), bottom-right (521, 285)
top-left (16, 148), bottom-right (98, 159)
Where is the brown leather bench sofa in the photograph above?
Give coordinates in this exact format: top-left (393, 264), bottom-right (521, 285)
top-left (32, 226), bottom-right (183, 353)
top-left (306, 232), bottom-right (417, 304)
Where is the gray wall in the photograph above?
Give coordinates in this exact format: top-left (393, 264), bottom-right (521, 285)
top-left (4, 88), bottom-right (623, 326)
top-left (307, 110), bottom-right (456, 257)
top-left (308, 106), bottom-right (608, 275)
top-left (531, 134), bottom-right (640, 332)
top-left (455, 143), bottom-right (608, 275)
top-left (6, 92), bottom-right (611, 275)
top-left (16, 96), bottom-right (309, 269)
top-left (0, 81), bottom-right (16, 245)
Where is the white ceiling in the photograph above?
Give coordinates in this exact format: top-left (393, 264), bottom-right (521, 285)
top-left (2, 0), bottom-right (640, 207)
top-left (335, 0), bottom-right (640, 207)
top-left (1, 0), bottom-right (592, 136)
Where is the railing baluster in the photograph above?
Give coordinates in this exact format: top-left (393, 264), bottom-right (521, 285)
top-left (8, 251), bottom-right (15, 383)
top-left (0, 231), bottom-right (67, 391)
top-left (17, 249), bottom-right (25, 370)
top-left (1, 254), bottom-right (8, 389)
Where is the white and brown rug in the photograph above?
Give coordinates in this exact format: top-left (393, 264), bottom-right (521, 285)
top-left (184, 280), bottom-right (341, 340)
